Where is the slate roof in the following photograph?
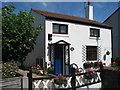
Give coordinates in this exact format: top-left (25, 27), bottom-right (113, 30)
top-left (103, 7), bottom-right (120, 23)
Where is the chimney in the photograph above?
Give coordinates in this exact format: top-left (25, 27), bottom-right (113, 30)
top-left (86, 0), bottom-right (93, 20)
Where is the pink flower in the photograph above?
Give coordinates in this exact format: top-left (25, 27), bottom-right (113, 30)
top-left (58, 73), bottom-right (62, 76)
top-left (89, 69), bottom-right (94, 72)
top-left (93, 71), bottom-right (96, 74)
top-left (63, 77), bottom-right (66, 79)
top-left (86, 69), bottom-right (93, 72)
top-left (55, 76), bottom-right (58, 79)
top-left (90, 72), bottom-right (92, 74)
top-left (37, 65), bottom-right (40, 67)
top-left (86, 69), bottom-right (96, 74)
top-left (86, 69), bottom-right (90, 72)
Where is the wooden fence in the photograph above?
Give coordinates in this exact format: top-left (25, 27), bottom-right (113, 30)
top-left (1, 73), bottom-right (23, 89)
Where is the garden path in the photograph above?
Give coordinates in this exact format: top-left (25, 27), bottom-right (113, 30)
top-left (17, 69), bottom-right (44, 78)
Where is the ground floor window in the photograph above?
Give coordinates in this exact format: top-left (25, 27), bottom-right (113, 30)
top-left (86, 46), bottom-right (97, 61)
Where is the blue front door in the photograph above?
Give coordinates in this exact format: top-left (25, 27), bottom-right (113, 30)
top-left (54, 45), bottom-right (63, 75)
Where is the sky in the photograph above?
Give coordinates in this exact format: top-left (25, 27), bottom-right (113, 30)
top-left (1, 1), bottom-right (120, 22)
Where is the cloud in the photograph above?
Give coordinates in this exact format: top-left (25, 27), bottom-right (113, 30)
top-left (42, 2), bottom-right (47, 8)
top-left (94, 3), bottom-right (105, 8)
top-left (94, 2), bottom-right (106, 9)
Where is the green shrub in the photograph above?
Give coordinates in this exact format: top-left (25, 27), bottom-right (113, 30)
top-left (93, 62), bottom-right (100, 69)
top-left (2, 61), bottom-right (19, 78)
top-left (115, 56), bottom-right (120, 66)
top-left (83, 62), bottom-right (92, 69)
top-left (83, 62), bottom-right (101, 69)
top-left (47, 66), bottom-right (54, 74)
top-left (84, 69), bottom-right (97, 81)
top-left (11, 60), bottom-right (21, 67)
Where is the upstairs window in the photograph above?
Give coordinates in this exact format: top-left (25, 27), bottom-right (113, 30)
top-left (86, 46), bottom-right (97, 61)
top-left (90, 28), bottom-right (100, 37)
top-left (53, 23), bottom-right (68, 34)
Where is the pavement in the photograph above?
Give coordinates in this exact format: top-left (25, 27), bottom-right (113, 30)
top-left (76, 82), bottom-right (101, 90)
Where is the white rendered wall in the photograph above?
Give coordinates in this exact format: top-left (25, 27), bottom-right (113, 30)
top-left (45, 20), bottom-right (112, 68)
top-left (24, 11), bottom-right (45, 67)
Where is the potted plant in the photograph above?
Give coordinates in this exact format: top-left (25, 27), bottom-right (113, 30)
top-left (84, 69), bottom-right (97, 83)
top-left (42, 67), bottom-right (48, 75)
top-left (93, 62), bottom-right (100, 69)
top-left (31, 65), bottom-right (49, 76)
top-left (47, 66), bottom-right (54, 74)
top-left (54, 74), bottom-right (67, 87)
top-left (83, 62), bottom-right (92, 69)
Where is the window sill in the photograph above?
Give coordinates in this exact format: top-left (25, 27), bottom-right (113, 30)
top-left (89, 37), bottom-right (101, 40)
top-left (52, 34), bottom-right (69, 37)
top-left (86, 60), bottom-right (97, 63)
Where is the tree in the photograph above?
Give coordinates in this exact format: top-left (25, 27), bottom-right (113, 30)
top-left (2, 5), bottom-right (42, 64)
top-left (0, 7), bottom-right (2, 61)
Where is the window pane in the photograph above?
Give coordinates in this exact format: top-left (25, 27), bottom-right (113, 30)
top-left (90, 30), bottom-right (94, 36)
top-left (86, 46), bottom-right (97, 61)
top-left (94, 30), bottom-right (98, 36)
top-left (53, 24), bottom-right (59, 33)
top-left (90, 28), bottom-right (100, 37)
top-left (60, 25), bottom-right (67, 33)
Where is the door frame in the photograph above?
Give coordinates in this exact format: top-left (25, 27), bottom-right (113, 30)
top-left (49, 40), bottom-right (71, 75)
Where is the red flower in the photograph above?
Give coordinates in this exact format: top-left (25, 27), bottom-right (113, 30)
top-left (103, 63), bottom-right (105, 65)
top-left (112, 62), bottom-right (117, 64)
top-left (37, 70), bottom-right (41, 72)
top-left (99, 61), bottom-right (102, 64)
top-left (42, 68), bottom-right (46, 70)
top-left (99, 61), bottom-right (105, 65)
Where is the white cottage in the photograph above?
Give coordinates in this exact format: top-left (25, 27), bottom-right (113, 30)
top-left (24, 8), bottom-right (112, 75)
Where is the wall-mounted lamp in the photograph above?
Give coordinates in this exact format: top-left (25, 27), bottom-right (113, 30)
top-left (70, 47), bottom-right (74, 51)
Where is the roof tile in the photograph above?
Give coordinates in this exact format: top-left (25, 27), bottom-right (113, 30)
top-left (31, 8), bottom-right (112, 29)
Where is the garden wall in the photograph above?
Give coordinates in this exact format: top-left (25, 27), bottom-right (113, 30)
top-left (102, 67), bottom-right (120, 88)
top-left (0, 76), bottom-right (23, 89)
